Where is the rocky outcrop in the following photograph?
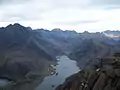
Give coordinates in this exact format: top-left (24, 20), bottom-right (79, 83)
top-left (56, 56), bottom-right (120, 90)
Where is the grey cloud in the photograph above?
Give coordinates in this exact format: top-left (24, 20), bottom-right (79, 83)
top-left (0, 3), bottom-right (44, 22)
top-left (90, 0), bottom-right (120, 9)
top-left (91, 0), bottom-right (120, 5)
top-left (104, 5), bottom-right (120, 10)
top-left (0, 12), bottom-right (43, 22)
top-left (0, 0), bottom-right (55, 22)
top-left (50, 0), bottom-right (120, 9)
top-left (54, 20), bottom-right (99, 25)
top-left (0, 0), bottom-right (31, 5)
top-left (0, 0), bottom-right (120, 10)
top-left (0, 0), bottom-right (120, 8)
top-left (0, 0), bottom-right (120, 23)
top-left (0, 13), bottom-right (42, 22)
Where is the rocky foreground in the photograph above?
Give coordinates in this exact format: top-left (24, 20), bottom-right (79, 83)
top-left (56, 56), bottom-right (120, 90)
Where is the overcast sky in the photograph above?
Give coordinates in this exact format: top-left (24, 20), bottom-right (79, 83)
top-left (0, 0), bottom-right (120, 32)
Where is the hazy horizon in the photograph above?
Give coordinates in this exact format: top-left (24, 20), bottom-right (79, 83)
top-left (1, 23), bottom-right (120, 33)
top-left (0, 0), bottom-right (120, 32)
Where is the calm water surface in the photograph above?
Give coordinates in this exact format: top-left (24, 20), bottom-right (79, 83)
top-left (36, 55), bottom-right (80, 90)
top-left (0, 55), bottom-right (79, 90)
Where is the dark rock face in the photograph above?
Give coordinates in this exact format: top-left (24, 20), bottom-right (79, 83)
top-left (0, 24), bottom-right (60, 81)
top-left (56, 57), bottom-right (120, 90)
top-left (0, 23), bottom-right (81, 82)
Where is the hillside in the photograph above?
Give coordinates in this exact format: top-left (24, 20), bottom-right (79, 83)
top-left (56, 54), bottom-right (120, 90)
top-left (0, 23), bottom-right (60, 82)
top-left (0, 24), bottom-right (120, 88)
top-left (68, 32), bottom-right (120, 68)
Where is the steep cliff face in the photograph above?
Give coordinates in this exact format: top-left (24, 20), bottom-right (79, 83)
top-left (56, 56), bottom-right (120, 90)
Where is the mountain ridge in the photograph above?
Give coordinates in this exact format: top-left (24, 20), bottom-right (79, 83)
top-left (0, 23), bottom-right (120, 88)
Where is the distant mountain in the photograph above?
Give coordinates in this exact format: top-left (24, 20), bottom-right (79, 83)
top-left (35, 28), bottom-right (80, 54)
top-left (103, 30), bottom-right (120, 39)
top-left (1, 24), bottom-right (120, 81)
top-left (69, 31), bottom-right (120, 68)
top-left (0, 23), bottom-right (61, 81)
top-left (104, 30), bottom-right (120, 35)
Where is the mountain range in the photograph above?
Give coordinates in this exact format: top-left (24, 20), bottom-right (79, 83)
top-left (0, 23), bottom-right (120, 82)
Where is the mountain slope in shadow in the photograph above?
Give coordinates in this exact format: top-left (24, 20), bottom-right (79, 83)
top-left (0, 23), bottom-right (120, 84)
top-left (0, 23), bottom-right (60, 81)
